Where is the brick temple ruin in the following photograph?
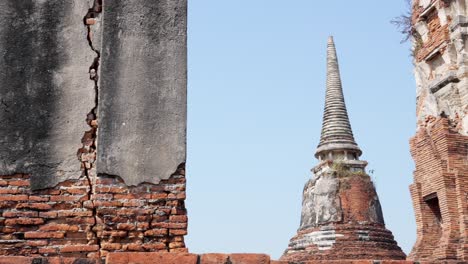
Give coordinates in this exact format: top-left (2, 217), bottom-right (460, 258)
top-left (408, 0), bottom-right (467, 261)
top-left (0, 0), bottom-right (466, 263)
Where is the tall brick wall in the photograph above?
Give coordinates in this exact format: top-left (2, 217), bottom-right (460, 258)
top-left (408, 117), bottom-right (467, 261)
top-left (0, 168), bottom-right (187, 260)
top-left (409, 0), bottom-right (467, 261)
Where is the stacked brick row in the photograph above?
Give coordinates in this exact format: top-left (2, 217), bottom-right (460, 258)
top-left (409, 117), bottom-right (467, 261)
top-left (0, 169), bottom-right (188, 260)
top-left (284, 224), bottom-right (405, 262)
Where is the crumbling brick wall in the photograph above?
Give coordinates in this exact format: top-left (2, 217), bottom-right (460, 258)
top-left (409, 0), bottom-right (468, 261)
top-left (408, 117), bottom-right (467, 261)
top-left (0, 170), bottom-right (187, 260)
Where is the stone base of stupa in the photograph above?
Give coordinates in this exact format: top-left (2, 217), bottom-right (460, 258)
top-left (281, 224), bottom-right (406, 262)
top-left (280, 161), bottom-right (406, 262)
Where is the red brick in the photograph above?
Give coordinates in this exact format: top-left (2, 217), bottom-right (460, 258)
top-left (122, 199), bottom-right (146, 207)
top-left (39, 224), bottom-right (79, 232)
top-left (0, 195), bottom-right (28, 201)
top-left (57, 209), bottom-right (93, 217)
top-left (2, 210), bottom-right (38, 218)
top-left (66, 217), bottom-right (96, 225)
top-left (39, 211), bottom-right (58, 218)
top-left (0, 257), bottom-right (34, 264)
top-left (105, 253), bottom-right (198, 264)
top-left (101, 230), bottom-right (127, 237)
top-left (116, 223), bottom-right (136, 231)
top-left (200, 254), bottom-right (229, 264)
top-left (28, 195), bottom-right (50, 202)
top-left (93, 200), bottom-right (122, 207)
top-left (62, 187), bottom-right (88, 195)
top-left (95, 186), bottom-right (127, 194)
top-left (113, 194), bottom-right (136, 200)
top-left (0, 188), bottom-right (23, 194)
top-left (142, 243), bottom-right (167, 251)
top-left (168, 242), bottom-right (184, 249)
top-left (169, 229), bottom-right (187, 236)
top-left (169, 215), bottom-right (187, 223)
top-left (4, 218), bottom-right (44, 226)
top-left (151, 193), bottom-right (167, 199)
top-left (38, 247), bottom-right (58, 254)
top-left (25, 240), bottom-right (48, 247)
top-left (16, 203), bottom-right (52, 210)
top-left (60, 245), bottom-right (99, 253)
top-left (136, 222), bottom-right (149, 230)
top-left (50, 195), bottom-right (86, 202)
top-left (7, 180), bottom-right (30, 187)
top-left (124, 243), bottom-right (144, 251)
top-left (101, 243), bottom-right (122, 250)
top-left (169, 248), bottom-right (189, 253)
top-left (144, 229), bottom-right (167, 237)
top-left (24, 231), bottom-right (64, 239)
top-left (176, 192), bottom-right (186, 199)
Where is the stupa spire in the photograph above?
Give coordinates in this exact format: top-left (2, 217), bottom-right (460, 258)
top-left (315, 36), bottom-right (361, 159)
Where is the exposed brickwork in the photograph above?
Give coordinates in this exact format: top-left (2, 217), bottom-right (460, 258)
top-left (408, 117), bottom-right (468, 261)
top-left (94, 170), bottom-right (188, 259)
top-left (0, 167), bottom-right (188, 261)
top-left (415, 9), bottom-right (450, 63)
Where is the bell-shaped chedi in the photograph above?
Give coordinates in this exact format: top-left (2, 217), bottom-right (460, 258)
top-left (280, 37), bottom-right (406, 262)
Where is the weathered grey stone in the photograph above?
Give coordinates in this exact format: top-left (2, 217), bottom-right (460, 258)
top-left (0, 0), bottom-right (97, 189)
top-left (300, 172), bottom-right (342, 229)
top-left (97, 0), bottom-right (187, 186)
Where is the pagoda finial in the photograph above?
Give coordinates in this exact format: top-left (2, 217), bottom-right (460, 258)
top-left (315, 36), bottom-right (361, 159)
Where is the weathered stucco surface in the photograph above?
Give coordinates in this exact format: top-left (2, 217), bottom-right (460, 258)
top-left (300, 172), bottom-right (342, 230)
top-left (97, 0), bottom-right (187, 186)
top-left (413, 0), bottom-right (468, 135)
top-left (0, 0), bottom-right (96, 189)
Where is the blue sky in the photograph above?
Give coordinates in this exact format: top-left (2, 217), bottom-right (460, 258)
top-left (186, 0), bottom-right (416, 259)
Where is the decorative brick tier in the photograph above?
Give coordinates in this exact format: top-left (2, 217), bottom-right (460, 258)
top-left (408, 117), bottom-right (468, 261)
top-left (0, 167), bottom-right (187, 260)
top-left (282, 223), bottom-right (405, 262)
top-left (281, 224), bottom-right (405, 263)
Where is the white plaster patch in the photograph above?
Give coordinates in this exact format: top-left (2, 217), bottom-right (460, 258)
top-left (291, 229), bottom-right (344, 251)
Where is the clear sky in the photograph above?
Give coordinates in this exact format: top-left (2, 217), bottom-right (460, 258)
top-left (186, 0), bottom-right (416, 260)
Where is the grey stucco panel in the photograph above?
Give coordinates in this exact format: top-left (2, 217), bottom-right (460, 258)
top-left (300, 172), bottom-right (342, 230)
top-left (97, 0), bottom-right (187, 186)
top-left (0, 0), bottom-right (97, 189)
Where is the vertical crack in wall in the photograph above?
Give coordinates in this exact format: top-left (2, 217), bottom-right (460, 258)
top-left (77, 0), bottom-right (103, 257)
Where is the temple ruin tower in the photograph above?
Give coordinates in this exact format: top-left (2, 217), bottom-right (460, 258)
top-left (280, 37), bottom-right (406, 262)
top-left (409, 0), bottom-right (467, 261)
